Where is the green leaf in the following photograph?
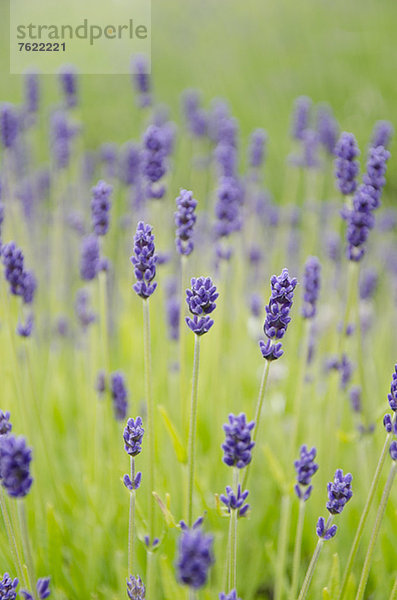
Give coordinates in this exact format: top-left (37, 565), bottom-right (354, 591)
top-left (323, 588), bottom-right (331, 600)
top-left (329, 552), bottom-right (340, 598)
top-left (153, 491), bottom-right (178, 528)
top-left (158, 405), bottom-right (187, 463)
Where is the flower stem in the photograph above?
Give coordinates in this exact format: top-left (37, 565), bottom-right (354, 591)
top-left (143, 298), bottom-right (155, 540)
top-left (187, 334), bottom-right (201, 526)
top-left (297, 516), bottom-right (333, 600)
top-left (388, 574), bottom-right (397, 600)
top-left (229, 467), bottom-right (239, 592)
top-left (274, 493), bottom-right (291, 600)
top-left (128, 457), bottom-right (136, 576)
top-left (18, 499), bottom-right (36, 598)
top-left (242, 360), bottom-right (271, 490)
top-left (290, 499), bottom-right (306, 600)
top-left (0, 490), bottom-right (25, 586)
top-left (338, 426), bottom-right (394, 600)
top-left (355, 461), bottom-right (397, 600)
top-left (179, 255), bottom-right (188, 435)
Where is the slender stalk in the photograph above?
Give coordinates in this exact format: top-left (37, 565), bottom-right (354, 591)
top-left (0, 490), bottom-right (25, 585)
top-left (187, 334), bottom-right (201, 526)
top-left (18, 500), bottom-right (36, 598)
top-left (98, 269), bottom-right (110, 375)
top-left (128, 457), bottom-right (136, 576)
top-left (338, 425), bottom-right (395, 600)
top-left (179, 255), bottom-right (188, 435)
top-left (142, 299), bottom-right (155, 539)
top-left (297, 516), bottom-right (334, 600)
top-left (189, 589), bottom-right (198, 600)
top-left (355, 462), bottom-right (397, 600)
top-left (290, 499), bottom-right (306, 600)
top-left (388, 574), bottom-right (397, 600)
top-left (146, 548), bottom-right (154, 600)
top-left (290, 320), bottom-right (311, 455)
top-left (228, 467), bottom-right (239, 592)
top-left (274, 493), bottom-right (291, 600)
top-left (242, 360), bottom-right (271, 490)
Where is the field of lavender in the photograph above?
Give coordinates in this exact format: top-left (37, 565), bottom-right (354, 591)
top-left (1, 2), bottom-right (397, 600)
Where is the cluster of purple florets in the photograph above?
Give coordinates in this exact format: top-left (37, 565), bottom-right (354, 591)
top-left (132, 54), bottom-right (151, 108)
top-left (0, 573), bottom-right (18, 600)
top-left (110, 372), bottom-right (128, 421)
top-left (182, 89), bottom-right (208, 137)
top-left (1, 242), bottom-right (36, 303)
top-left (294, 445), bottom-right (319, 501)
top-left (123, 417), bottom-right (144, 457)
top-left (131, 221), bottom-right (158, 299)
top-left (334, 132), bottom-right (360, 196)
top-left (175, 189), bottom-right (197, 256)
top-left (185, 276), bottom-right (218, 335)
top-left (316, 469), bottom-right (353, 540)
top-left (91, 180), bottom-right (112, 236)
top-left (0, 103), bottom-right (19, 149)
top-left (177, 518), bottom-right (214, 589)
top-left (126, 575), bottom-right (145, 600)
top-left (222, 413), bottom-right (255, 469)
top-left (220, 484), bottom-right (250, 517)
top-left (383, 365), bottom-right (397, 437)
top-left (248, 128), bottom-right (267, 170)
top-left (59, 66), bottom-right (78, 108)
top-left (302, 256), bottom-right (321, 319)
top-left (142, 125), bottom-right (167, 199)
top-left (0, 431), bottom-right (33, 498)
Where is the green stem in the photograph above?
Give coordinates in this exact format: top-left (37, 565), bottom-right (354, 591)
top-left (388, 574), bottom-right (397, 600)
top-left (143, 299), bottom-right (155, 540)
top-left (355, 462), bottom-right (397, 600)
top-left (297, 516), bottom-right (333, 600)
top-left (274, 493), bottom-right (292, 600)
top-left (0, 490), bottom-right (25, 586)
top-left (146, 549), bottom-right (155, 600)
top-left (18, 500), bottom-right (36, 598)
top-left (290, 320), bottom-right (311, 456)
top-left (98, 270), bottom-right (110, 374)
top-left (187, 334), bottom-right (201, 526)
top-left (338, 425), bottom-right (395, 600)
top-left (290, 499), bottom-right (306, 600)
top-left (179, 255), bottom-right (188, 436)
top-left (242, 360), bottom-right (271, 490)
top-left (229, 467), bottom-right (239, 592)
top-left (128, 457), bottom-right (136, 576)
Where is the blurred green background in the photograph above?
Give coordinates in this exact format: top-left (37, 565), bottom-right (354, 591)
top-left (1, 0), bottom-right (397, 187)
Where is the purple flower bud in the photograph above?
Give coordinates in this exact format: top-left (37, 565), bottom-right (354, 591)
top-left (181, 89), bottom-right (208, 137)
top-left (383, 414), bottom-right (393, 433)
top-left (123, 417), bottom-right (144, 457)
top-left (0, 103), bottom-right (19, 149)
top-left (59, 65), bottom-right (78, 108)
top-left (0, 573), bottom-right (19, 599)
top-left (74, 289), bottom-right (96, 330)
top-left (362, 145), bottom-right (390, 209)
top-left (326, 469), bottom-right (353, 515)
top-left (302, 256), bottom-right (321, 319)
top-left (359, 268), bottom-right (378, 301)
top-left (24, 71), bottom-right (40, 115)
top-left (175, 189), bottom-right (197, 256)
top-left (126, 575), bottom-right (145, 600)
top-left (17, 315), bottom-right (34, 338)
top-left (294, 445), bottom-right (319, 501)
top-left (219, 591), bottom-right (241, 600)
top-left (0, 435), bottom-right (33, 498)
top-left (219, 484), bottom-right (249, 517)
top-left (177, 521), bottom-right (214, 589)
top-left (123, 472), bottom-right (142, 491)
top-left (291, 96), bottom-right (312, 141)
top-left (316, 104), bottom-right (338, 154)
top-left (91, 180), bottom-right (112, 236)
top-left (249, 128), bottom-right (267, 169)
top-left (390, 441), bottom-right (397, 461)
top-left (36, 577), bottom-right (51, 599)
top-left (264, 268), bottom-right (297, 340)
top-left (259, 339), bottom-right (283, 361)
top-left (0, 411), bottom-right (12, 436)
top-left (131, 54), bottom-right (151, 108)
top-left (111, 372), bottom-right (128, 421)
top-left (131, 222), bottom-right (158, 299)
top-left (349, 386), bottom-right (362, 413)
top-left (334, 132), bottom-right (360, 196)
top-left (371, 120), bottom-right (393, 149)
top-left (388, 365), bottom-right (397, 412)
top-left (222, 413), bottom-right (255, 469)
top-left (80, 235), bottom-right (100, 281)
top-left (119, 143), bottom-right (141, 187)
top-left (316, 517), bottom-right (337, 540)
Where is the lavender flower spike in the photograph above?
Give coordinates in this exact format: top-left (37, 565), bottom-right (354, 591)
top-left (0, 411), bottom-right (12, 436)
top-left (219, 591), bottom-right (242, 600)
top-left (248, 128), bottom-right (267, 169)
top-left (362, 145), bottom-right (390, 209)
top-left (0, 435), bottom-right (33, 498)
top-left (123, 417), bottom-right (144, 456)
top-left (185, 276), bottom-right (218, 336)
top-left (0, 103), bottom-right (19, 149)
top-left (131, 54), bottom-right (151, 108)
top-left (345, 185), bottom-right (375, 262)
top-left (110, 372), bottom-right (128, 421)
top-left (131, 221), bottom-right (158, 299)
top-left (59, 65), bottom-right (78, 108)
top-left (334, 132), bottom-right (360, 195)
top-left (175, 189), bottom-right (197, 256)
top-left (264, 268), bottom-right (297, 340)
top-left (127, 575), bottom-right (145, 599)
top-left (388, 365), bottom-right (397, 412)
top-left (291, 96), bottom-right (312, 141)
top-left (80, 235), bottom-right (100, 281)
top-left (177, 520), bottom-right (214, 589)
top-left (302, 256), bottom-right (321, 319)
top-left (294, 445), bottom-right (319, 501)
top-left (390, 441), bottom-right (397, 461)
top-left (0, 573), bottom-right (18, 599)
top-left (222, 413), bottom-right (255, 469)
top-left (220, 484), bottom-right (250, 517)
top-left (326, 469), bottom-right (353, 514)
top-left (91, 180), bottom-right (112, 236)
top-left (371, 120), bottom-right (393, 149)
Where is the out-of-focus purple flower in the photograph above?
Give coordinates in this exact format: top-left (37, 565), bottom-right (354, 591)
top-left (0, 103), bottom-right (19, 149)
top-left (1, 242), bottom-right (25, 296)
top-left (0, 411), bottom-right (12, 436)
top-left (59, 65), bottom-right (78, 108)
top-left (181, 89), bottom-right (208, 137)
top-left (220, 484), bottom-right (249, 517)
top-left (294, 445), bottom-right (319, 501)
top-left (123, 417), bottom-right (144, 457)
top-left (36, 578), bottom-right (51, 599)
top-left (316, 105), bottom-right (338, 155)
top-left (177, 519), bottom-right (214, 589)
top-left (131, 221), bottom-right (158, 299)
top-left (326, 469), bottom-right (353, 514)
top-left (142, 125), bottom-right (167, 199)
top-left (325, 232), bottom-right (341, 263)
top-left (166, 295), bottom-right (180, 341)
top-left (345, 184), bottom-right (376, 262)
top-left (131, 54), bottom-right (151, 108)
top-left (0, 435), bottom-right (33, 498)
top-left (248, 128), bottom-right (267, 169)
top-left (16, 315), bottom-right (34, 338)
top-left (24, 71), bottom-right (39, 115)
top-left (290, 130), bottom-right (320, 168)
top-left (249, 292), bottom-right (262, 318)
top-left (50, 110), bottom-right (77, 169)
top-left (80, 235), bottom-right (100, 281)
top-left (95, 371), bottom-right (106, 396)
top-left (214, 176), bottom-right (243, 239)
top-left (334, 132), bottom-right (360, 195)
top-left (349, 386), bottom-right (362, 413)
top-left (214, 142), bottom-right (237, 178)
top-left (74, 289), bottom-right (96, 330)
top-left (340, 354), bottom-right (353, 390)
top-left (21, 270), bottom-right (36, 304)
top-left (0, 573), bottom-right (18, 599)
top-left (390, 441), bottom-right (397, 461)
top-left (264, 268), bottom-right (297, 340)
top-left (222, 413), bottom-right (255, 469)
top-left (371, 121), bottom-right (393, 149)
top-left (111, 372), bottom-right (128, 421)
top-left (91, 180), bottom-right (112, 236)
top-left (185, 277), bottom-right (218, 336)
top-left (119, 142), bottom-right (141, 187)
top-left (175, 189), bottom-right (197, 256)
top-left (291, 96), bottom-right (312, 141)
top-left (100, 143), bottom-right (118, 179)
top-left (219, 591), bottom-right (241, 600)
top-left (362, 145), bottom-right (390, 209)
top-left (302, 256), bottom-right (321, 319)
top-left (359, 268), bottom-right (378, 301)
top-left (316, 517), bottom-right (337, 540)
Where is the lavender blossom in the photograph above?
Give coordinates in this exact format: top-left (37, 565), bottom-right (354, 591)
top-left (219, 591), bottom-right (241, 600)
top-left (349, 386), bottom-right (362, 413)
top-left (80, 235), bottom-right (100, 281)
top-left (302, 256), bottom-right (321, 319)
top-left (17, 315), bottom-right (34, 338)
top-left (214, 177), bottom-right (243, 239)
top-left (220, 484), bottom-right (250, 517)
top-left (0, 411), bottom-right (12, 436)
top-left (334, 132), bottom-right (360, 195)
top-left (181, 89), bottom-right (207, 137)
top-left (166, 296), bottom-right (180, 341)
top-left (390, 441), bottom-right (397, 461)
top-left (36, 578), bottom-right (51, 599)
top-left (24, 71), bottom-right (39, 115)
top-left (111, 372), bottom-right (128, 421)
top-left (259, 338), bottom-right (283, 361)
top-left (345, 185), bottom-right (375, 261)
top-left (142, 126), bottom-right (167, 199)
top-left (316, 105), bottom-right (338, 154)
top-left (359, 268), bottom-right (378, 300)
top-left (291, 96), bottom-right (312, 141)
top-left (127, 575), bottom-right (145, 599)
top-left (131, 221), bottom-right (158, 299)
top-left (59, 65), bottom-right (78, 108)
top-left (131, 55), bottom-right (151, 108)
top-left (177, 520), bottom-right (214, 589)
top-left (316, 517), bottom-right (337, 540)
top-left (326, 469), bottom-right (353, 514)
top-left (371, 121), bottom-right (393, 149)
top-left (119, 143), bottom-right (141, 186)
top-left (0, 435), bottom-right (33, 498)
top-left (175, 189), bottom-right (197, 256)
top-left (0, 103), bottom-right (19, 149)
top-left (91, 180), bottom-right (112, 236)
top-left (123, 417), bottom-right (144, 457)
top-left (248, 128), bottom-right (267, 169)
top-left (222, 413), bottom-right (255, 469)
top-left (123, 472), bottom-right (142, 491)
top-left (362, 145), bottom-right (390, 209)
top-left (0, 573), bottom-right (18, 599)
top-left (50, 110), bottom-right (77, 170)
top-left (75, 289), bottom-right (96, 329)
top-left (294, 445), bottom-right (319, 501)
top-left (264, 268), bottom-right (297, 339)
top-left (185, 276), bottom-right (218, 336)
top-left (1, 242), bottom-right (25, 296)
top-left (387, 365), bottom-right (397, 412)
top-left (214, 143), bottom-right (237, 178)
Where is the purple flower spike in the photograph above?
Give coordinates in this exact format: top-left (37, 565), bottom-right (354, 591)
top-left (91, 180), bottom-right (112, 236)
top-left (326, 469), bottom-right (353, 515)
top-left (24, 71), bottom-right (40, 115)
top-left (16, 315), bottom-right (34, 338)
top-left (362, 145), bottom-right (390, 209)
top-left (334, 132), bottom-right (360, 196)
top-left (264, 268), bottom-right (297, 340)
top-left (1, 242), bottom-right (25, 296)
top-left (127, 575), bottom-right (145, 600)
top-left (185, 315), bottom-right (214, 336)
top-left (345, 185), bottom-right (376, 262)
top-left (219, 591), bottom-right (242, 600)
top-left (316, 517), bottom-right (337, 540)
top-left (131, 221), bottom-right (158, 299)
top-left (383, 414), bottom-right (395, 434)
top-left (291, 96), bottom-right (312, 141)
top-left (302, 256), bottom-right (321, 319)
top-left (182, 89), bottom-right (208, 138)
top-left (175, 189), bottom-right (197, 256)
top-left (111, 373), bottom-right (128, 421)
top-left (214, 177), bottom-right (243, 239)
top-left (80, 235), bottom-right (100, 281)
top-left (0, 411), bottom-right (12, 436)
top-left (0, 435), bottom-right (33, 498)
top-left (316, 105), bottom-right (338, 155)
top-left (186, 277), bottom-right (218, 316)
top-left (390, 441), bottom-right (397, 461)
top-left (371, 120), bottom-right (393, 149)
top-left (131, 54), bottom-right (151, 108)
top-left (294, 445), bottom-right (319, 501)
top-left (222, 413), bottom-right (255, 469)
top-left (249, 128), bottom-right (267, 169)
top-left (0, 103), bottom-right (19, 149)
top-left (36, 577), bottom-right (51, 599)
top-left (124, 472), bottom-right (142, 491)
top-left (177, 521), bottom-right (214, 589)
top-left (259, 339), bottom-right (284, 361)
top-left (123, 417), bottom-right (144, 457)
top-left (220, 484), bottom-right (250, 517)
top-left (142, 125), bottom-right (167, 199)
top-left (59, 65), bottom-right (78, 108)
top-left (388, 365), bottom-right (397, 412)
top-left (0, 573), bottom-right (19, 599)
